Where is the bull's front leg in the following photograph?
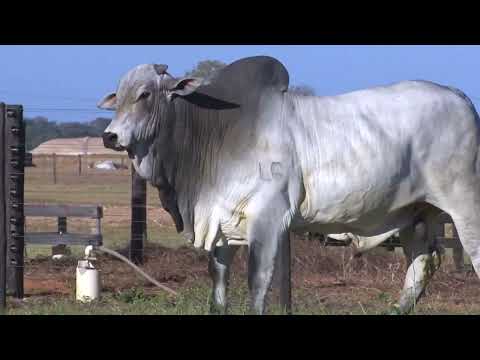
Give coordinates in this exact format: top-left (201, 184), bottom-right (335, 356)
top-left (248, 229), bottom-right (288, 315)
top-left (246, 169), bottom-right (295, 315)
top-left (208, 244), bottom-right (238, 314)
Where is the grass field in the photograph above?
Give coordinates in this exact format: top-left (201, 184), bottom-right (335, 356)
top-left (10, 282), bottom-right (480, 315)
top-left (5, 155), bottom-right (479, 315)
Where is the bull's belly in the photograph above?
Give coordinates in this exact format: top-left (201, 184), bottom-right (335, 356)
top-left (293, 206), bottom-right (415, 237)
top-left (295, 177), bottom-right (427, 236)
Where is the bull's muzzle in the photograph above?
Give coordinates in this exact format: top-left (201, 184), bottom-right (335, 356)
top-left (102, 132), bottom-right (122, 151)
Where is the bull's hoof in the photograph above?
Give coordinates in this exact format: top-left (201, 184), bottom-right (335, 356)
top-left (209, 302), bottom-right (228, 315)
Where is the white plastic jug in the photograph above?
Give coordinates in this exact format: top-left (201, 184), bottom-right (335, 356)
top-left (76, 260), bottom-right (100, 303)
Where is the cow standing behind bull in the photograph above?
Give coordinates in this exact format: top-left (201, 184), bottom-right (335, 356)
top-left (99, 56), bottom-right (480, 315)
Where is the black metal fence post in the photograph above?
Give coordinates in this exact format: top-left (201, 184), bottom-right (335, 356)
top-left (5, 105), bottom-right (24, 299)
top-left (0, 103), bottom-right (7, 311)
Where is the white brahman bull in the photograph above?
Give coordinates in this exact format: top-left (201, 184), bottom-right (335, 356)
top-left (99, 56), bottom-right (480, 314)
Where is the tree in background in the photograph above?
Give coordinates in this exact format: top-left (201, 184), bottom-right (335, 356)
top-left (186, 59), bottom-right (316, 96)
top-left (288, 85), bottom-right (316, 96)
top-left (25, 116), bottom-right (112, 151)
top-left (186, 60), bottom-right (316, 97)
top-left (89, 117), bottom-right (111, 134)
top-left (184, 60), bottom-right (227, 78)
top-left (25, 117), bottom-right (60, 151)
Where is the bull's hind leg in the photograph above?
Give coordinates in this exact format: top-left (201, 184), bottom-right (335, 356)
top-left (441, 178), bottom-right (480, 277)
top-left (395, 212), bottom-right (442, 314)
top-left (448, 212), bottom-right (480, 276)
top-left (208, 244), bottom-right (239, 314)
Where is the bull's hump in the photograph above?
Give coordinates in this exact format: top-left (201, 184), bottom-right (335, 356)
top-left (226, 56), bottom-right (289, 92)
top-left (200, 56), bottom-right (289, 103)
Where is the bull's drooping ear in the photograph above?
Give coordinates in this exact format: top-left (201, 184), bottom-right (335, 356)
top-left (97, 93), bottom-right (118, 110)
top-left (167, 77), bottom-right (203, 101)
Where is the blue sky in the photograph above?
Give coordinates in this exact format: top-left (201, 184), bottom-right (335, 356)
top-left (0, 45), bottom-right (479, 122)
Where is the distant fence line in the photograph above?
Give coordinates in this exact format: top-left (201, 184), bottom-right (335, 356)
top-left (30, 153), bottom-right (129, 183)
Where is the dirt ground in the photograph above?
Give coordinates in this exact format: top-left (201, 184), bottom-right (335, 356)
top-left (21, 221), bottom-right (480, 314)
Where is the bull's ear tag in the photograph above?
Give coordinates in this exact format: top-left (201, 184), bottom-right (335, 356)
top-left (167, 77), bottom-right (203, 101)
top-left (97, 92), bottom-right (117, 110)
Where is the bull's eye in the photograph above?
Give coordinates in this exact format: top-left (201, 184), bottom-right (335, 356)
top-left (136, 91), bottom-right (151, 102)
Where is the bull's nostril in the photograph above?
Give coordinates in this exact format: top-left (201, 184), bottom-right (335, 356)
top-left (103, 132), bottom-right (118, 148)
top-left (108, 133), bottom-right (117, 143)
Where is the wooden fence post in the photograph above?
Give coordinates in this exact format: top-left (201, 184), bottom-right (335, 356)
top-left (58, 217), bottom-right (67, 233)
top-left (273, 232), bottom-right (292, 314)
top-left (52, 217), bottom-right (68, 259)
top-left (131, 165), bottom-right (146, 265)
top-left (78, 154), bottom-right (82, 176)
top-left (452, 225), bottom-right (465, 271)
top-left (52, 153), bottom-right (57, 184)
